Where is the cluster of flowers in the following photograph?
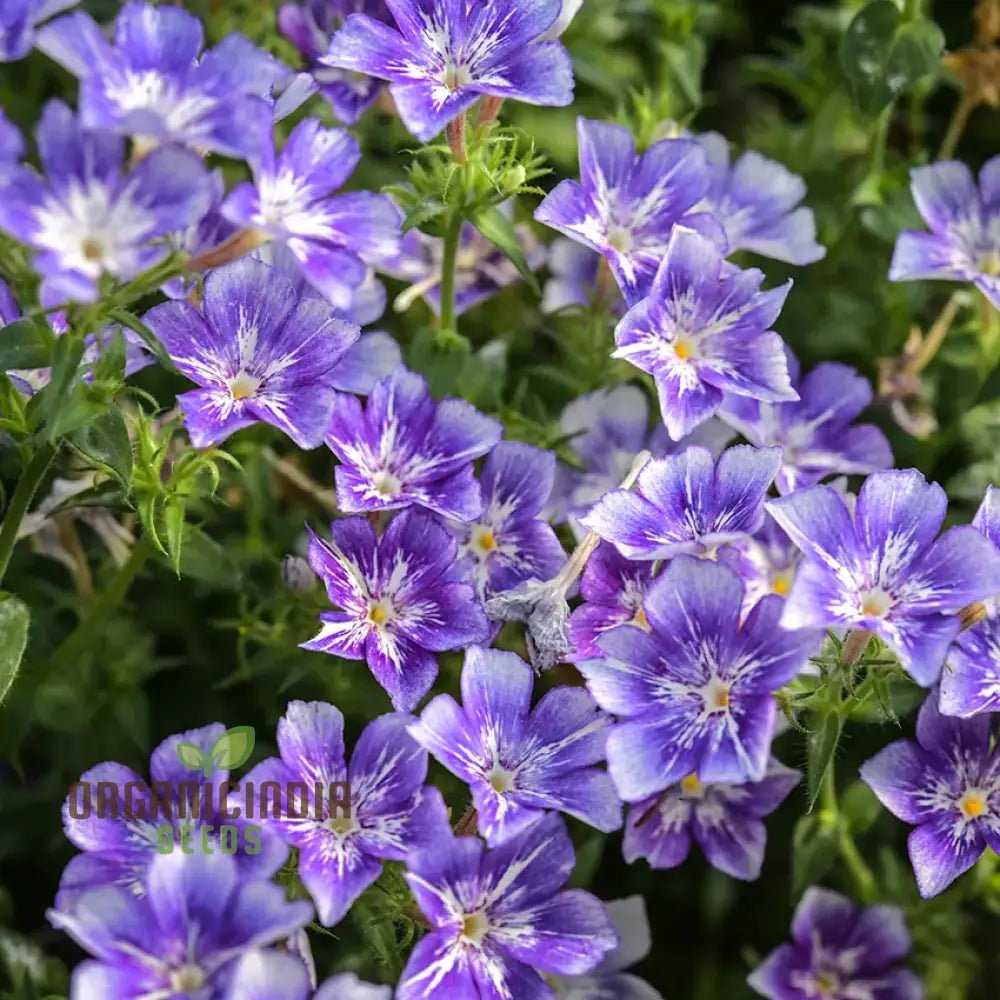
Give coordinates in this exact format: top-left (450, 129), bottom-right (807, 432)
top-left (3, 0), bottom-right (1000, 998)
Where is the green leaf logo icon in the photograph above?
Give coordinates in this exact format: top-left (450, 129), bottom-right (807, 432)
top-left (210, 725), bottom-right (255, 774)
top-left (176, 742), bottom-right (210, 775)
top-left (175, 726), bottom-right (255, 777)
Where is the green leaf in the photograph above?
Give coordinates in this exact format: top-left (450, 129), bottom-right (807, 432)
top-left (806, 710), bottom-right (843, 811)
top-left (162, 499), bottom-right (185, 576)
top-left (90, 329), bottom-right (127, 385)
top-left (108, 309), bottom-right (176, 372)
top-left (210, 725), bottom-right (256, 772)
top-left (176, 741), bottom-right (208, 772)
top-left (470, 204), bottom-right (540, 294)
top-left (791, 814), bottom-right (839, 898)
top-left (164, 525), bottom-right (242, 589)
top-left (0, 319), bottom-right (52, 370)
top-left (842, 2), bottom-right (943, 114)
top-left (401, 194), bottom-right (450, 234)
top-left (841, 780), bottom-right (882, 836)
top-left (36, 334), bottom-right (86, 441)
top-left (0, 594), bottom-right (29, 707)
top-left (68, 407), bottom-right (133, 486)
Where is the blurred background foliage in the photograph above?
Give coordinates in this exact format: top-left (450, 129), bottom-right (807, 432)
top-left (2, 1), bottom-right (1000, 998)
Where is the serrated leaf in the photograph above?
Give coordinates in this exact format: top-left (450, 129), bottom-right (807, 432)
top-left (0, 319), bottom-right (52, 370)
top-left (68, 407), bottom-right (133, 486)
top-left (470, 204), bottom-right (540, 294)
top-left (210, 725), bottom-right (256, 772)
top-left (0, 594), bottom-right (29, 707)
top-left (401, 195), bottom-right (450, 234)
top-left (806, 710), bottom-right (843, 811)
top-left (163, 499), bottom-right (185, 576)
top-left (175, 741), bottom-right (207, 772)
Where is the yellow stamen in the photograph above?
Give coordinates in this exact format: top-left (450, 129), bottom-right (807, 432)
top-left (674, 339), bottom-right (693, 361)
top-left (476, 530), bottom-right (497, 553)
top-left (772, 573), bottom-right (791, 596)
top-left (632, 606), bottom-right (649, 630)
top-left (960, 791), bottom-right (986, 818)
top-left (681, 773), bottom-right (702, 795)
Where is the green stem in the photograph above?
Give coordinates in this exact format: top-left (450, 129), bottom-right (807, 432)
top-left (0, 442), bottom-right (57, 588)
top-left (822, 765), bottom-right (878, 903)
top-left (438, 211), bottom-right (464, 339)
top-left (49, 532), bottom-right (154, 668)
top-left (869, 105), bottom-right (892, 178)
top-left (938, 96), bottom-right (973, 161)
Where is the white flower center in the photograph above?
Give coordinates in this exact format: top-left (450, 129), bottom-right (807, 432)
top-left (701, 676), bottom-right (731, 713)
top-left (367, 597), bottom-right (395, 627)
top-left (459, 910), bottom-right (490, 944)
top-left (228, 370), bottom-right (261, 401)
top-left (486, 763), bottom-right (516, 793)
top-left (170, 963), bottom-right (206, 992)
top-left (325, 809), bottom-right (358, 837)
top-left (371, 469), bottom-right (402, 497)
top-left (859, 586), bottom-right (893, 618)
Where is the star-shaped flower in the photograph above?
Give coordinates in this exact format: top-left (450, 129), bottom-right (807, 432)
top-left (244, 700), bottom-right (450, 925)
top-left (767, 469), bottom-right (1000, 686)
top-left (748, 888), bottom-right (921, 1000)
top-left (144, 258), bottom-right (360, 449)
top-left (279, 1), bottom-right (392, 124)
top-left (398, 813), bottom-right (617, 1000)
top-left (57, 723), bottom-right (286, 910)
top-left (612, 226), bottom-right (796, 440)
top-left (889, 155), bottom-right (1000, 309)
top-left (48, 851), bottom-right (313, 1000)
top-left (581, 444), bottom-right (782, 561)
top-left (0, 100), bottom-right (211, 303)
top-left (694, 131), bottom-right (825, 266)
top-left (624, 758), bottom-right (800, 881)
top-left (303, 508), bottom-right (490, 710)
top-left (940, 486), bottom-right (1000, 717)
top-left (534, 117), bottom-right (721, 304)
top-left (578, 557), bottom-right (821, 799)
top-left (568, 541), bottom-right (653, 659)
top-left (222, 115), bottom-right (401, 303)
top-left (326, 367), bottom-right (503, 521)
top-left (36, 1), bottom-right (291, 157)
top-left (862, 693), bottom-right (1000, 898)
top-left (718, 348), bottom-right (892, 494)
top-left (450, 441), bottom-right (565, 604)
top-left (410, 646), bottom-right (621, 844)
top-left (322, 0), bottom-right (574, 142)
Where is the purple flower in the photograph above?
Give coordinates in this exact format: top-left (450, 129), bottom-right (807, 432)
top-left (767, 469), bottom-right (1000, 686)
top-left (719, 349), bottom-right (893, 494)
top-left (940, 486), bottom-right (1000, 717)
top-left (0, 0), bottom-right (76, 61)
top-left (36, 2), bottom-right (290, 157)
top-left (451, 441), bottom-right (565, 603)
top-left (550, 896), bottom-right (661, 1000)
top-left (316, 973), bottom-right (392, 1000)
top-left (578, 557), bottom-right (822, 798)
top-left (229, 952), bottom-right (313, 1000)
top-left (733, 514), bottom-right (804, 615)
top-left (613, 227), bottom-right (796, 440)
top-left (244, 700), bottom-right (450, 925)
top-left (57, 722), bottom-right (286, 909)
top-left (0, 100), bottom-right (211, 303)
top-left (410, 645), bottom-right (621, 844)
top-left (581, 444), bottom-right (782, 561)
top-left (222, 115), bottom-right (402, 303)
top-left (541, 238), bottom-right (613, 314)
top-left (748, 887), bottom-right (922, 1000)
top-left (889, 156), bottom-right (1000, 309)
top-left (534, 117), bottom-right (722, 304)
top-left (279, 1), bottom-right (391, 124)
top-left (386, 209), bottom-right (546, 316)
top-left (568, 541), bottom-right (653, 659)
top-left (144, 259), bottom-right (360, 449)
top-left (694, 132), bottom-right (825, 266)
top-left (322, 0), bottom-right (574, 142)
top-left (398, 813), bottom-right (617, 1000)
top-left (48, 851), bottom-right (313, 1000)
top-left (0, 108), bottom-right (24, 159)
top-left (624, 758), bottom-right (799, 880)
top-left (326, 367), bottom-right (503, 521)
top-left (303, 508), bottom-right (489, 710)
top-left (862, 693), bottom-right (1000, 898)
top-left (256, 240), bottom-right (391, 329)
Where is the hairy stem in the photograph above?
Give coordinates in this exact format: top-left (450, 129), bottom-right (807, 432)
top-left (446, 115), bottom-right (467, 164)
top-left (438, 211), bottom-right (464, 337)
top-left (822, 766), bottom-right (878, 903)
top-left (906, 291), bottom-right (964, 375)
top-left (0, 442), bottom-right (57, 588)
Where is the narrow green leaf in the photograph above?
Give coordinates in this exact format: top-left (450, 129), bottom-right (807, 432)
top-left (470, 204), bottom-right (540, 294)
top-left (163, 499), bottom-right (186, 576)
top-left (108, 308), bottom-right (176, 371)
top-left (90, 328), bottom-right (127, 385)
top-left (0, 594), bottom-right (29, 707)
top-left (210, 725), bottom-right (256, 772)
top-left (0, 319), bottom-right (53, 370)
top-left (401, 195), bottom-right (450, 234)
top-left (791, 814), bottom-right (838, 898)
top-left (806, 710), bottom-right (844, 811)
top-left (156, 524), bottom-right (242, 589)
top-left (68, 407), bottom-right (133, 486)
